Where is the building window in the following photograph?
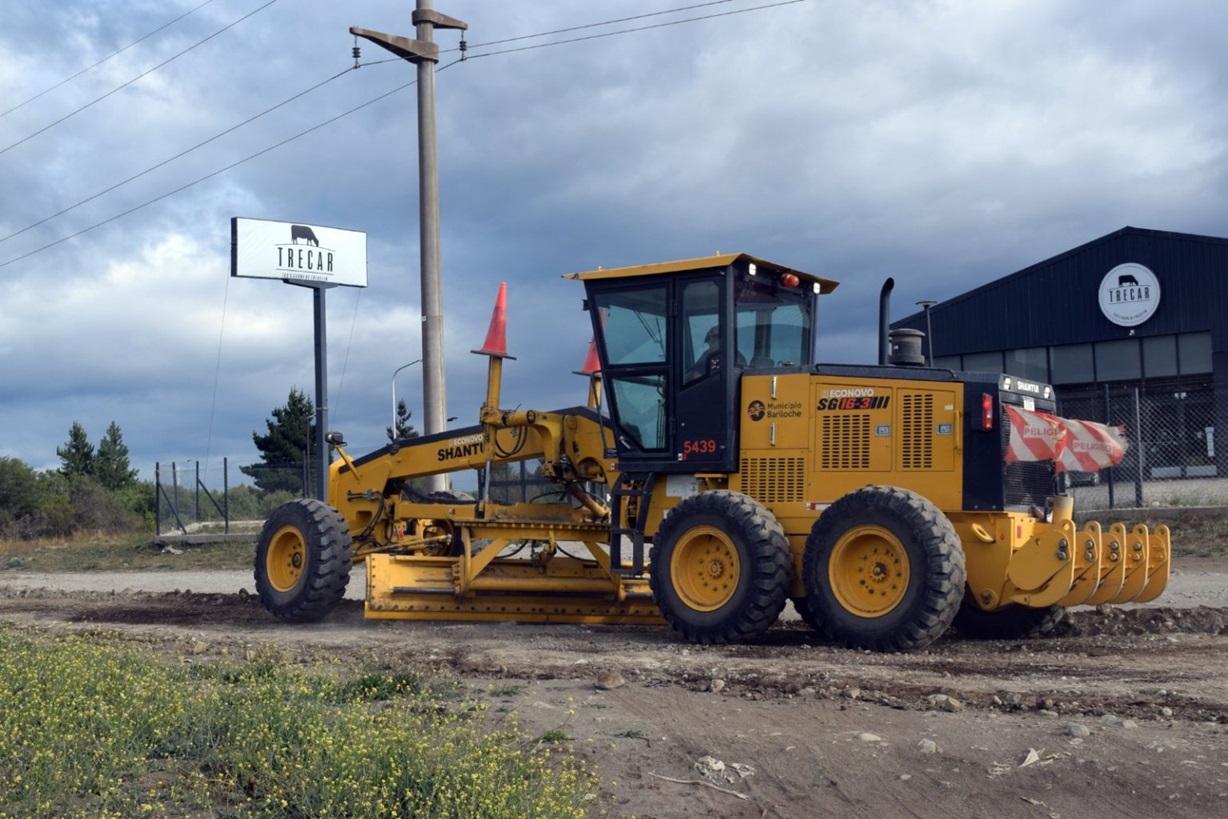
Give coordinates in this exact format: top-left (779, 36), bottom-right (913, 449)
top-left (962, 351), bottom-right (1003, 373)
top-left (1050, 343), bottom-right (1094, 384)
top-left (1178, 332), bottom-right (1212, 374)
top-left (1142, 335), bottom-right (1178, 378)
top-left (1094, 338), bottom-right (1141, 382)
top-left (1005, 347), bottom-right (1048, 382)
top-left (932, 355), bottom-right (961, 371)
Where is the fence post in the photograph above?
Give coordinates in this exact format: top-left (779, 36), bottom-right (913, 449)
top-left (1104, 385), bottom-right (1115, 509)
top-left (172, 462), bottom-right (180, 521)
top-left (224, 457), bottom-right (230, 535)
top-left (1134, 387), bottom-right (1144, 508)
top-left (195, 461), bottom-right (201, 523)
top-left (155, 462), bottom-right (162, 536)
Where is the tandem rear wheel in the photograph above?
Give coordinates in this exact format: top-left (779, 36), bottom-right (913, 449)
top-left (650, 490), bottom-right (792, 644)
top-left (802, 486), bottom-right (966, 652)
top-left (255, 498), bottom-right (353, 622)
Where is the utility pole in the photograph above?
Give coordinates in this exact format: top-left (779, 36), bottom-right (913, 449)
top-left (352, 1), bottom-right (466, 492)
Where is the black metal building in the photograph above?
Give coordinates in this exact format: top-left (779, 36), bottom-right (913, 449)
top-left (894, 226), bottom-right (1227, 480)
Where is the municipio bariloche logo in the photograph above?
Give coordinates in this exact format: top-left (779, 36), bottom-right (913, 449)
top-left (1098, 263), bottom-right (1160, 327)
top-left (276, 224), bottom-right (336, 282)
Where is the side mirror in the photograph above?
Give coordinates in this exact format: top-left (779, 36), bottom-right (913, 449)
top-left (325, 431), bottom-right (346, 447)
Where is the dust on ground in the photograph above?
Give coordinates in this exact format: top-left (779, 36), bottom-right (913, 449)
top-left (2, 558), bottom-right (1227, 819)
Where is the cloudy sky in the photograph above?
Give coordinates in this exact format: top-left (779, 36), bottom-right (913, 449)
top-left (0, 0), bottom-right (1224, 484)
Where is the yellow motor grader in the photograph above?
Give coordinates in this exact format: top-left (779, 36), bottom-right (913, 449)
top-left (254, 253), bottom-right (1170, 651)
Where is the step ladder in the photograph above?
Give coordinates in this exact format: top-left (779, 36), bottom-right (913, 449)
top-left (608, 471), bottom-right (655, 576)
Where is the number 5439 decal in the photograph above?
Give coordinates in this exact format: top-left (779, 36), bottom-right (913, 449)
top-left (681, 438), bottom-right (718, 457)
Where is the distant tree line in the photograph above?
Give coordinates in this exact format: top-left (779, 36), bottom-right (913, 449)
top-left (0, 388), bottom-right (422, 541)
top-left (0, 421), bottom-right (152, 540)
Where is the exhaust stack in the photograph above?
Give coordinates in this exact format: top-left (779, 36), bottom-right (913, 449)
top-left (878, 278), bottom-right (894, 365)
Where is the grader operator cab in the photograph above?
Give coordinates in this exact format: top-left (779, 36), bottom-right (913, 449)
top-left (255, 253), bottom-right (1170, 651)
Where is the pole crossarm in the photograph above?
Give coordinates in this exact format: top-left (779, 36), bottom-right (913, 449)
top-left (350, 26), bottom-right (440, 64)
top-left (411, 9), bottom-right (467, 31)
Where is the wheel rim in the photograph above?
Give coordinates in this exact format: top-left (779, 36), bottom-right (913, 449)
top-left (266, 525), bottom-right (307, 593)
top-left (669, 525), bottom-right (741, 612)
top-left (828, 525), bottom-right (910, 617)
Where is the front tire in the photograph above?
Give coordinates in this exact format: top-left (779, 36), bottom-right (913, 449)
top-left (803, 486), bottom-right (965, 652)
top-left (650, 491), bottom-right (792, 644)
top-left (255, 499), bottom-right (353, 622)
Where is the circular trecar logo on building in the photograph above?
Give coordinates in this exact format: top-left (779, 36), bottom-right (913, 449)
top-left (1098, 263), bottom-right (1160, 327)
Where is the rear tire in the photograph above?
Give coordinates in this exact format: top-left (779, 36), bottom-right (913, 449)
top-left (952, 601), bottom-right (1065, 640)
top-left (255, 499), bottom-right (353, 622)
top-left (803, 486), bottom-right (965, 652)
top-left (791, 596), bottom-right (822, 631)
top-left (650, 491), bottom-right (792, 644)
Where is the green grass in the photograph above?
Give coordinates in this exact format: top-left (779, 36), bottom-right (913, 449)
top-left (1161, 513), bottom-right (1228, 558)
top-left (0, 535), bottom-right (257, 573)
top-left (0, 627), bottom-right (595, 819)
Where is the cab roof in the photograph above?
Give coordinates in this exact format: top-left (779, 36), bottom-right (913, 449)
top-left (562, 252), bottom-right (840, 294)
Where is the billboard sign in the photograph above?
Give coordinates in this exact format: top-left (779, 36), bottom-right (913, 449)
top-left (231, 217), bottom-right (367, 287)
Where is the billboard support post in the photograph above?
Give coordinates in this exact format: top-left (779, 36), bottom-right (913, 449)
top-left (312, 284), bottom-right (328, 501)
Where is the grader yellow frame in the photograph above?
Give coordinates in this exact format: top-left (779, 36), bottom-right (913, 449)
top-left (255, 253), bottom-right (1170, 651)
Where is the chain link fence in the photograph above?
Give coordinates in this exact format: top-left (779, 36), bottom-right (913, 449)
top-left (155, 460), bottom-right (290, 537)
top-left (1057, 383), bottom-right (1226, 510)
top-left (155, 457), bottom-right (573, 537)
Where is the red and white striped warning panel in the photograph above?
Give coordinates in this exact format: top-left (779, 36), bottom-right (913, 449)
top-left (1056, 417), bottom-right (1128, 473)
top-left (1004, 405), bottom-right (1128, 472)
top-left (1004, 405), bottom-right (1066, 463)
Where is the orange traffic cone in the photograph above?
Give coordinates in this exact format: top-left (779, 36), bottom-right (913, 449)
top-left (473, 282), bottom-right (514, 359)
top-left (576, 336), bottom-right (601, 375)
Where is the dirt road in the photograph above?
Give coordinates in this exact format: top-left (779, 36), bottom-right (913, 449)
top-left (3, 558), bottom-right (1227, 819)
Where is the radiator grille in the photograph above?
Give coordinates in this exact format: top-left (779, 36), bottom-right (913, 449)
top-left (820, 414), bottom-right (870, 470)
top-left (741, 457), bottom-right (806, 504)
top-left (901, 393), bottom-right (934, 469)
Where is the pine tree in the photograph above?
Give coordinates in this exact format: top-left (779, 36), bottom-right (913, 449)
top-left (56, 421), bottom-right (94, 480)
top-left (387, 399), bottom-right (420, 442)
top-left (95, 421), bottom-right (138, 490)
top-left (241, 388), bottom-right (315, 494)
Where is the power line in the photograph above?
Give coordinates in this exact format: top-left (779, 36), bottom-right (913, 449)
top-left (462, 0), bottom-right (807, 60)
top-left (0, 0), bottom-right (220, 120)
top-left (463, 0), bottom-right (741, 49)
top-left (0, 64), bottom-right (463, 272)
top-left (0, 0), bottom-right (279, 158)
top-left (0, 65), bottom-right (357, 246)
top-left (0, 0), bottom-right (804, 270)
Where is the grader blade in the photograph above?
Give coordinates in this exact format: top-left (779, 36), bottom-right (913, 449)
top-left (364, 553), bottom-right (664, 625)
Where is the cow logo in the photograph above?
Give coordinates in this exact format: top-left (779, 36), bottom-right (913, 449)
top-left (1099, 263), bottom-right (1160, 327)
top-left (291, 225), bottom-right (319, 246)
top-left (276, 224), bottom-right (335, 281)
top-left (747, 400), bottom-right (766, 422)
